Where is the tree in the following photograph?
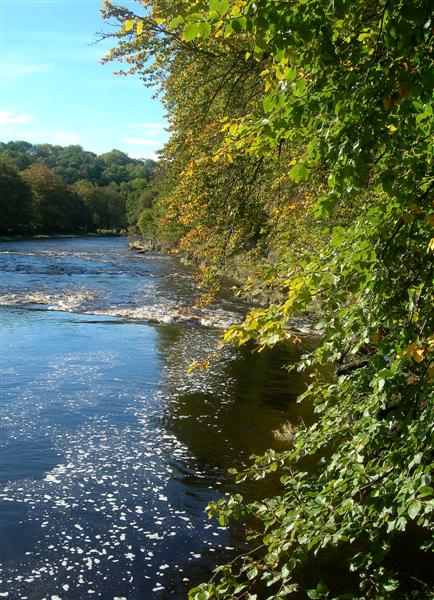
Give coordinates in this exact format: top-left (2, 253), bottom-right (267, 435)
top-left (103, 0), bottom-right (434, 597)
top-left (72, 180), bottom-right (126, 230)
top-left (71, 180), bottom-right (107, 229)
top-left (101, 182), bottom-right (127, 229)
top-left (0, 141), bottom-right (156, 234)
top-left (22, 164), bottom-right (87, 233)
top-left (0, 158), bottom-right (32, 234)
top-left (0, 141), bottom-right (35, 171)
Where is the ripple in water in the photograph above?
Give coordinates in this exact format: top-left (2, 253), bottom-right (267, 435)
top-left (0, 238), bottom-right (243, 328)
top-left (0, 316), bottom-right (243, 599)
top-left (0, 238), bottom-right (313, 599)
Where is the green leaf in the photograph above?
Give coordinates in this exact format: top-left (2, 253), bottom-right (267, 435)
top-left (408, 500), bottom-right (422, 520)
top-left (383, 579), bottom-right (399, 592)
top-left (253, 45), bottom-right (264, 61)
top-left (317, 581), bottom-right (329, 594)
top-left (294, 78), bottom-right (306, 96)
top-left (198, 21), bottom-right (212, 39)
top-left (183, 22), bottom-right (199, 41)
top-left (290, 163), bottom-right (310, 183)
top-left (231, 19), bottom-right (244, 33)
top-left (238, 16), bottom-right (248, 31)
top-left (307, 580), bottom-right (329, 598)
top-left (187, 13), bottom-right (204, 22)
top-left (263, 92), bottom-right (275, 113)
top-left (286, 67), bottom-right (297, 82)
top-left (168, 15), bottom-right (184, 30)
top-left (209, 0), bottom-right (229, 17)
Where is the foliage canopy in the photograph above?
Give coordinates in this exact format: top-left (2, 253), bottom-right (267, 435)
top-left (102, 0), bottom-right (434, 597)
top-left (0, 141), bottom-right (157, 235)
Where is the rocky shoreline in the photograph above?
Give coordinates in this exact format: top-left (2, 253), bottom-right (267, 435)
top-left (128, 237), bottom-right (319, 337)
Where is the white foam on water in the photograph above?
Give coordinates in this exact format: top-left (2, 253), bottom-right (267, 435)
top-left (0, 291), bottom-right (241, 329)
top-left (0, 290), bottom-right (100, 312)
top-left (89, 305), bottom-right (240, 329)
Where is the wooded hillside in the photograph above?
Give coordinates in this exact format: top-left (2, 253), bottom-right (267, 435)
top-left (0, 141), bottom-right (156, 235)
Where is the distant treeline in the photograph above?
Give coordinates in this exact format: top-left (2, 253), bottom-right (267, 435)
top-left (0, 141), bottom-right (157, 236)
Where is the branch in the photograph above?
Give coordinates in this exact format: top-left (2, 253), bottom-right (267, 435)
top-left (336, 359), bottom-right (369, 376)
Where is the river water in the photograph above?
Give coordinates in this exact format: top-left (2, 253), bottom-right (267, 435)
top-left (0, 237), bottom-right (314, 599)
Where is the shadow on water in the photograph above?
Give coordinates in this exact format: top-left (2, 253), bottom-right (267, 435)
top-left (0, 439), bottom-right (63, 484)
top-left (0, 501), bottom-right (41, 563)
top-left (148, 324), bottom-right (322, 595)
top-left (156, 323), bottom-right (318, 471)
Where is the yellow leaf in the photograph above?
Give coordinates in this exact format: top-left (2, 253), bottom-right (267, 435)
top-left (136, 20), bottom-right (144, 35)
top-left (124, 19), bottom-right (134, 32)
top-left (187, 361), bottom-right (198, 373)
top-left (412, 346), bottom-right (427, 363)
top-left (398, 341), bottom-right (417, 360)
top-left (428, 238), bottom-right (434, 252)
top-left (387, 124), bottom-right (397, 133)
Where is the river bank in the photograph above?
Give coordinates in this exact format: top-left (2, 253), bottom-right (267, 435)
top-left (0, 230), bottom-right (124, 243)
top-left (128, 236), bottom-right (319, 336)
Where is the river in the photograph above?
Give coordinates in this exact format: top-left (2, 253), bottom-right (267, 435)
top-left (0, 237), bottom-right (314, 599)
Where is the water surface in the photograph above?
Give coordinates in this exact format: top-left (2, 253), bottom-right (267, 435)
top-left (0, 237), bottom-right (314, 599)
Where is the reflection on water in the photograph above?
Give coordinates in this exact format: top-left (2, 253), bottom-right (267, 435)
top-left (0, 237), bottom-right (316, 599)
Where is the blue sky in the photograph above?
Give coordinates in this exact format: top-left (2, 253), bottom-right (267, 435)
top-left (0, 0), bottom-right (168, 159)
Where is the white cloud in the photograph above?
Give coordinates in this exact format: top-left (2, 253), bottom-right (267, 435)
top-left (0, 111), bottom-right (33, 126)
top-left (122, 137), bottom-right (163, 148)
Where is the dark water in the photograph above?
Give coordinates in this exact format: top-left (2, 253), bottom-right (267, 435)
top-left (0, 237), bottom-right (315, 599)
